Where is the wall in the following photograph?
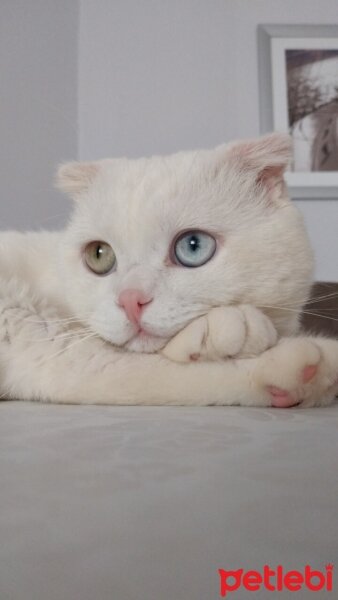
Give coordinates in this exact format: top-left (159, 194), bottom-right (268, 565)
top-left (0, 0), bottom-right (78, 230)
top-left (78, 0), bottom-right (338, 280)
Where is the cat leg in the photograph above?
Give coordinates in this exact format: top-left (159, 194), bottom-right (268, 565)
top-left (0, 321), bottom-right (264, 406)
top-left (1, 296), bottom-right (336, 407)
top-left (253, 336), bottom-right (338, 408)
top-left (0, 294), bottom-right (270, 406)
top-left (7, 332), bottom-right (336, 407)
top-left (162, 305), bottom-right (277, 363)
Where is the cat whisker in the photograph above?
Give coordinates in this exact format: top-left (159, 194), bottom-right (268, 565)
top-left (302, 292), bottom-right (338, 305)
top-left (0, 331), bottom-right (99, 401)
top-left (26, 315), bottom-right (89, 325)
top-left (36, 331), bottom-right (100, 367)
top-left (23, 328), bottom-right (94, 343)
top-left (34, 210), bottom-right (71, 225)
top-left (259, 304), bottom-right (338, 324)
top-left (281, 291), bottom-right (338, 307)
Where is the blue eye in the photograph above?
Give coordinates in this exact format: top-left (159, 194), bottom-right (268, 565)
top-left (173, 230), bottom-right (217, 268)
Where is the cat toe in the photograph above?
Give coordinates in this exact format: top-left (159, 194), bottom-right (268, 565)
top-left (257, 338), bottom-right (338, 408)
top-left (267, 386), bottom-right (300, 408)
top-left (302, 364), bottom-right (318, 383)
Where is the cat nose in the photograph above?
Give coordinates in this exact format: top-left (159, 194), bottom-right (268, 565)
top-left (118, 289), bottom-right (153, 325)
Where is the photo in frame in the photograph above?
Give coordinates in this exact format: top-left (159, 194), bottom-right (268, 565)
top-left (258, 24), bottom-right (338, 198)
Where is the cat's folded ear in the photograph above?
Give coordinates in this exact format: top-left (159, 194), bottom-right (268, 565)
top-left (225, 132), bottom-right (292, 200)
top-left (55, 161), bottom-right (99, 199)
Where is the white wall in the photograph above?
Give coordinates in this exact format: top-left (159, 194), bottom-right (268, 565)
top-left (0, 0), bottom-right (78, 230)
top-left (78, 0), bottom-right (338, 280)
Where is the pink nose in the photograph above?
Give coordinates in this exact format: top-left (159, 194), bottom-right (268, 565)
top-left (118, 289), bottom-right (153, 325)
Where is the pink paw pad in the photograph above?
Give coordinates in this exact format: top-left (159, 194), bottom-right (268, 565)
top-left (302, 364), bottom-right (318, 384)
top-left (190, 353), bottom-right (200, 362)
top-left (267, 385), bottom-right (300, 408)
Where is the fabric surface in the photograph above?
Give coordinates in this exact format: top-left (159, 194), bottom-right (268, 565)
top-left (1, 401), bottom-right (337, 600)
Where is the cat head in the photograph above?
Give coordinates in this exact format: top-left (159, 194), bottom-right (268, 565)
top-left (56, 133), bottom-right (313, 352)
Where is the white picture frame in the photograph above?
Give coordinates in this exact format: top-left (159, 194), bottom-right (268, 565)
top-left (257, 24), bottom-right (338, 199)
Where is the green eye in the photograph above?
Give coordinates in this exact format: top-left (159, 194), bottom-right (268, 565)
top-left (84, 241), bottom-right (116, 275)
top-left (173, 230), bottom-right (217, 267)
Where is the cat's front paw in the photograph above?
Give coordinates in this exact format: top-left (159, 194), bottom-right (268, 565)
top-left (162, 305), bottom-right (277, 363)
top-left (255, 337), bottom-right (338, 408)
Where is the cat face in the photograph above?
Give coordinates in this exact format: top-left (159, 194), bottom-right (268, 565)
top-left (57, 134), bottom-right (313, 352)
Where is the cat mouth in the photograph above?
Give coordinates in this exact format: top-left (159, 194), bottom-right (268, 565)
top-left (122, 326), bottom-right (169, 352)
top-left (120, 326), bottom-right (162, 345)
top-left (133, 327), bottom-right (164, 341)
top-left (138, 328), bottom-right (158, 337)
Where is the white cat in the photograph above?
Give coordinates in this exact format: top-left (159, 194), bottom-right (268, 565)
top-left (0, 133), bottom-right (337, 407)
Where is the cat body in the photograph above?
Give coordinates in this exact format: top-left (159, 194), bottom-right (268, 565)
top-left (0, 133), bottom-right (337, 407)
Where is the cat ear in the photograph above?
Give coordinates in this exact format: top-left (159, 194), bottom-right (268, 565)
top-left (55, 161), bottom-right (99, 199)
top-left (226, 132), bottom-right (292, 199)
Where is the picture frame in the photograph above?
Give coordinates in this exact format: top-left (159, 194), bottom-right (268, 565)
top-left (257, 24), bottom-right (338, 199)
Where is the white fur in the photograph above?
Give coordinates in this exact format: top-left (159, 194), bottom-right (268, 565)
top-left (162, 305), bottom-right (278, 362)
top-left (0, 133), bottom-right (337, 406)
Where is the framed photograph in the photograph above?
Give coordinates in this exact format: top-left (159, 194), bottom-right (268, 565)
top-left (258, 24), bottom-right (338, 198)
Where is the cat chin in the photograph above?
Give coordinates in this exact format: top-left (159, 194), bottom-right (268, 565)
top-left (123, 333), bottom-right (168, 353)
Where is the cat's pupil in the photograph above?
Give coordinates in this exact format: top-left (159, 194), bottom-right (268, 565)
top-left (96, 246), bottom-right (103, 259)
top-left (189, 236), bottom-right (200, 252)
top-left (173, 230), bottom-right (216, 267)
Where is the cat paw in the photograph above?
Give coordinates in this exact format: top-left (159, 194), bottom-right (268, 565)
top-left (162, 305), bottom-right (277, 363)
top-left (238, 305), bottom-right (278, 357)
top-left (255, 337), bottom-right (338, 408)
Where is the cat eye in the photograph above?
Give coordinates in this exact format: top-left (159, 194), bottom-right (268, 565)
top-left (84, 241), bottom-right (116, 275)
top-left (172, 230), bottom-right (217, 268)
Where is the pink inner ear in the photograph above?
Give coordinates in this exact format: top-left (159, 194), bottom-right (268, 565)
top-left (256, 164), bottom-right (284, 192)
